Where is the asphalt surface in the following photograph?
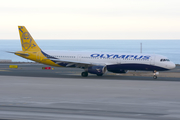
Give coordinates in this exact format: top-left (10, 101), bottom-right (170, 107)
top-left (0, 63), bottom-right (180, 81)
top-left (0, 63), bottom-right (180, 120)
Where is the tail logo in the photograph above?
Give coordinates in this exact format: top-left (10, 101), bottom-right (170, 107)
top-left (21, 32), bottom-right (32, 50)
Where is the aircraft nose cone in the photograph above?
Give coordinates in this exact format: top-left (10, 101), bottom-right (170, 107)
top-left (169, 62), bottom-right (176, 69)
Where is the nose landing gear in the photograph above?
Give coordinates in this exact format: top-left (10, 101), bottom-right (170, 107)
top-left (153, 75), bottom-right (157, 79)
top-left (153, 70), bottom-right (159, 79)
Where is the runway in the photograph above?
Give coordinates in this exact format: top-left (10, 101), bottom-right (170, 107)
top-left (0, 63), bottom-right (180, 120)
top-left (0, 63), bottom-right (180, 80)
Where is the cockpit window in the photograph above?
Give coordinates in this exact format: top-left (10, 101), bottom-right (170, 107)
top-left (160, 59), bottom-right (170, 62)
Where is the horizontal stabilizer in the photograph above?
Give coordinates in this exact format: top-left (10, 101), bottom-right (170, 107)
top-left (7, 51), bottom-right (29, 56)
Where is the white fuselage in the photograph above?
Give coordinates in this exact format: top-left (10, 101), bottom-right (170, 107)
top-left (43, 51), bottom-right (175, 71)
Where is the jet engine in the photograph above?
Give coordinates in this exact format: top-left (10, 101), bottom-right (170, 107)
top-left (87, 66), bottom-right (107, 76)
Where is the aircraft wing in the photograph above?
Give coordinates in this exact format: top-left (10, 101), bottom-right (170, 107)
top-left (48, 58), bottom-right (106, 68)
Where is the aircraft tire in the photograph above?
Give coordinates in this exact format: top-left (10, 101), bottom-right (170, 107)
top-left (153, 75), bottom-right (157, 79)
top-left (81, 72), bottom-right (88, 77)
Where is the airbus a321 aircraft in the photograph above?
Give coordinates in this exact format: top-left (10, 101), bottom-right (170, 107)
top-left (11, 26), bottom-right (176, 79)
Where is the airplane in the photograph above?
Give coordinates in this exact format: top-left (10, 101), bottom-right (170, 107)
top-left (10, 26), bottom-right (176, 79)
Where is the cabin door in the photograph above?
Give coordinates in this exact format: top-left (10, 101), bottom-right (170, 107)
top-left (77, 54), bottom-right (81, 62)
top-left (117, 58), bottom-right (121, 64)
top-left (150, 56), bottom-right (155, 65)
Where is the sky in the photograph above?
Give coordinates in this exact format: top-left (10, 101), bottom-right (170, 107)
top-left (0, 0), bottom-right (180, 40)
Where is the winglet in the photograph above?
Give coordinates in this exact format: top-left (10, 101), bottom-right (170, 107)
top-left (18, 26), bottom-right (41, 51)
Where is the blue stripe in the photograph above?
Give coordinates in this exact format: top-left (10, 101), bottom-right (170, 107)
top-left (107, 64), bottom-right (169, 73)
top-left (41, 50), bottom-right (57, 59)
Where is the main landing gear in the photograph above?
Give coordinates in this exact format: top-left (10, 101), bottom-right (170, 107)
top-left (81, 72), bottom-right (88, 77)
top-left (81, 72), bottom-right (104, 77)
top-left (153, 70), bottom-right (159, 79)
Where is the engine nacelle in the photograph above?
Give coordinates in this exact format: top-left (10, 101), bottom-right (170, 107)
top-left (87, 66), bottom-right (107, 75)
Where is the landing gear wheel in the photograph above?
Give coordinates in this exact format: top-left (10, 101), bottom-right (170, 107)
top-left (97, 73), bottom-right (103, 76)
top-left (81, 72), bottom-right (88, 77)
top-left (153, 75), bottom-right (157, 79)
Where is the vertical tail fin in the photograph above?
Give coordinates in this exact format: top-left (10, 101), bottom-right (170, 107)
top-left (18, 26), bottom-right (41, 51)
